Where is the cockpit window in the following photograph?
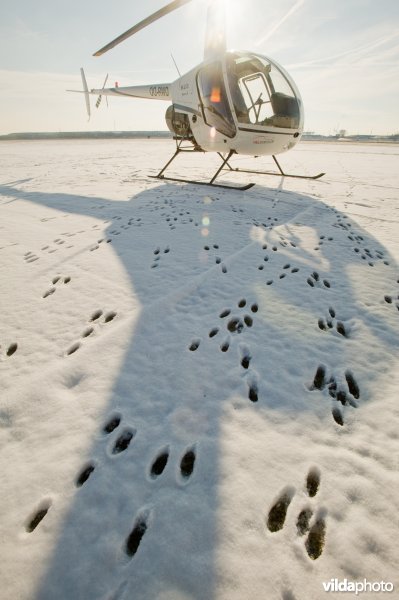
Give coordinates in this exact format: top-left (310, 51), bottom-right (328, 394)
top-left (226, 53), bottom-right (300, 129)
top-left (197, 62), bottom-right (236, 138)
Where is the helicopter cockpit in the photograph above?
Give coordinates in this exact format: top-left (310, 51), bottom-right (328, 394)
top-left (197, 51), bottom-right (303, 138)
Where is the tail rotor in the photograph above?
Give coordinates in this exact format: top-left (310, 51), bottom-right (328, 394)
top-left (95, 73), bottom-right (109, 109)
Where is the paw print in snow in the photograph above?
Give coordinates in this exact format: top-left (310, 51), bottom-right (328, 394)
top-left (73, 413), bottom-right (197, 562)
top-left (188, 299), bottom-right (258, 355)
top-left (310, 365), bottom-right (360, 425)
top-left (266, 468), bottom-right (326, 560)
top-left (384, 293), bottom-right (399, 313)
top-left (0, 342), bottom-right (18, 359)
top-left (151, 246), bottom-right (170, 269)
top-left (65, 309), bottom-right (118, 356)
top-left (318, 307), bottom-right (351, 338)
top-left (307, 271), bottom-right (331, 289)
top-left (43, 275), bottom-right (71, 299)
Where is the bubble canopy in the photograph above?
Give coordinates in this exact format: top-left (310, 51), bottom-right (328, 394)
top-left (197, 51), bottom-right (304, 139)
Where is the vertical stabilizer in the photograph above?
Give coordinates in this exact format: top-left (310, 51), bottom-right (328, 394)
top-left (80, 68), bottom-right (91, 120)
top-left (204, 0), bottom-right (226, 60)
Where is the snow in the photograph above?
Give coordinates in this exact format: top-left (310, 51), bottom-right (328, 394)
top-left (0, 139), bottom-right (398, 600)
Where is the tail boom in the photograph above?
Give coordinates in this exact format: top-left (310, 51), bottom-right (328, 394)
top-left (89, 83), bottom-right (172, 101)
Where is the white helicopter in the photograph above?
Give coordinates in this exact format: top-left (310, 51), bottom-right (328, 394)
top-left (73, 0), bottom-right (324, 190)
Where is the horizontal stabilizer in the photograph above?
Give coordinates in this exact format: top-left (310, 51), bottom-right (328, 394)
top-left (80, 68), bottom-right (91, 119)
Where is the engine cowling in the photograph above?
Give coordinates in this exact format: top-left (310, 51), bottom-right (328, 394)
top-left (165, 105), bottom-right (191, 137)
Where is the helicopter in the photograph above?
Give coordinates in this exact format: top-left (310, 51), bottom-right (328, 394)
top-left (72, 0), bottom-right (324, 190)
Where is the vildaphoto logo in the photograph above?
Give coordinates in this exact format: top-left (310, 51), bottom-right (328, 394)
top-left (322, 579), bottom-right (394, 595)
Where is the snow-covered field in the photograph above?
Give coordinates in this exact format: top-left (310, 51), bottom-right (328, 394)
top-left (0, 139), bottom-right (398, 600)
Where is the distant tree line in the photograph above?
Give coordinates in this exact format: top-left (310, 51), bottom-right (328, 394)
top-left (0, 131), bottom-right (173, 141)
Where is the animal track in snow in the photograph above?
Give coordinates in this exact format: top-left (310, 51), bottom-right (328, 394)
top-left (204, 244), bottom-right (227, 266)
top-left (333, 215), bottom-right (353, 233)
top-left (104, 311), bottom-right (117, 323)
top-left (306, 467), bottom-right (321, 498)
top-left (64, 430), bottom-right (192, 548)
top-left (310, 365), bottom-right (360, 425)
top-left (66, 342), bottom-right (81, 356)
top-left (248, 380), bottom-right (259, 403)
top-left (313, 234), bottom-right (335, 252)
top-left (41, 235), bottom-right (76, 254)
top-left (296, 508), bottom-right (313, 536)
top-left (75, 414), bottom-right (124, 489)
top-left (151, 246), bottom-right (171, 269)
top-left (190, 301), bottom-right (260, 402)
top-left (218, 300), bottom-right (257, 341)
top-left (24, 251), bottom-right (39, 264)
top-left (90, 309), bottom-right (103, 322)
top-left (1, 342), bottom-right (18, 358)
top-left (42, 275), bottom-right (71, 298)
top-left (279, 264), bottom-right (300, 280)
top-left (202, 243), bottom-right (226, 267)
top-left (103, 415), bottom-right (121, 434)
top-left (305, 515), bottom-right (327, 560)
top-left (76, 463), bottom-right (95, 487)
top-left (307, 271), bottom-right (331, 289)
top-left (65, 310), bottom-right (118, 356)
top-left (352, 244), bottom-right (389, 267)
top-left (189, 300), bottom-right (258, 355)
top-left (189, 339), bottom-right (201, 352)
top-left (150, 449), bottom-right (170, 479)
top-left (43, 287), bottom-right (56, 299)
top-left (112, 429), bottom-right (135, 455)
top-left (125, 512), bottom-right (150, 558)
top-left (267, 488), bottom-right (294, 532)
top-left (163, 208), bottom-right (195, 230)
top-left (180, 447), bottom-right (196, 479)
top-left (264, 265), bottom-right (300, 286)
top-left (384, 293), bottom-right (399, 312)
top-left (82, 327), bottom-right (94, 338)
top-left (144, 444), bottom-right (197, 482)
top-left (267, 469), bottom-right (326, 560)
top-left (318, 307), bottom-right (350, 338)
top-left (318, 235), bottom-right (334, 246)
top-left (239, 344), bottom-right (252, 369)
top-left (25, 500), bottom-right (51, 533)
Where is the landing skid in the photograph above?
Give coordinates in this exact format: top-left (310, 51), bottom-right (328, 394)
top-left (150, 174), bottom-right (255, 191)
top-left (149, 138), bottom-right (325, 191)
top-left (221, 154), bottom-right (326, 180)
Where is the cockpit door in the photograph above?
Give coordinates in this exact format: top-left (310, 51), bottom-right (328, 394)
top-left (240, 72), bottom-right (274, 124)
top-left (197, 62), bottom-right (236, 138)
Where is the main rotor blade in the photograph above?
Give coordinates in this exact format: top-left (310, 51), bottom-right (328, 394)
top-left (93, 0), bottom-right (194, 57)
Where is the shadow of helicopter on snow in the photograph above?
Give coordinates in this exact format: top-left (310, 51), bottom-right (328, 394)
top-left (1, 178), bottom-right (398, 600)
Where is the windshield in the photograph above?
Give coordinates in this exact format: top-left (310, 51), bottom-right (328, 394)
top-left (197, 62), bottom-right (236, 138)
top-left (226, 53), bottom-right (301, 129)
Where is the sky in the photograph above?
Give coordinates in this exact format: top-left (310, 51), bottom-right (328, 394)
top-left (0, 0), bottom-right (398, 135)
